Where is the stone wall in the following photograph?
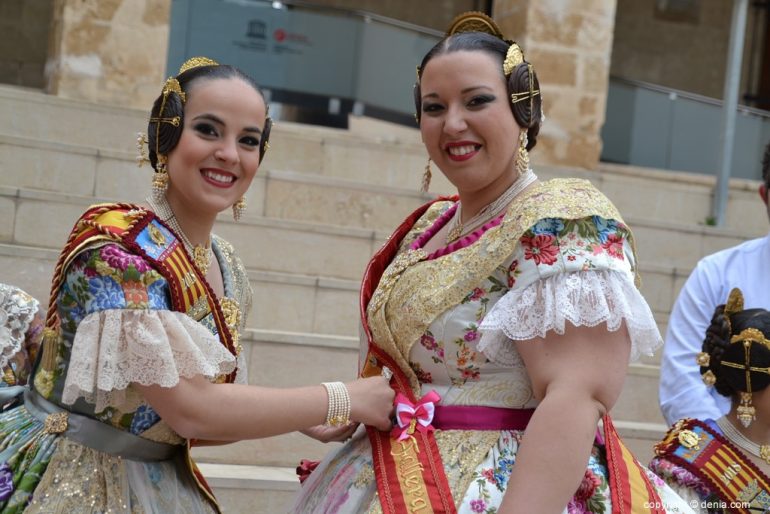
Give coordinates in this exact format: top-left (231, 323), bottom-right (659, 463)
top-left (46, 0), bottom-right (171, 109)
top-left (611, 0), bottom-right (764, 100)
top-left (0, 0), bottom-right (53, 89)
top-left (495, 0), bottom-right (617, 170)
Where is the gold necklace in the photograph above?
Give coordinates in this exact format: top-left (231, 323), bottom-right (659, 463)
top-left (717, 416), bottom-right (770, 464)
top-left (446, 169), bottom-right (537, 243)
top-left (146, 196), bottom-right (213, 274)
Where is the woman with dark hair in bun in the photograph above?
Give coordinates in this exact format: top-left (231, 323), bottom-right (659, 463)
top-left (651, 288), bottom-right (770, 513)
top-left (0, 57), bottom-right (394, 513)
top-left (292, 12), bottom-right (692, 514)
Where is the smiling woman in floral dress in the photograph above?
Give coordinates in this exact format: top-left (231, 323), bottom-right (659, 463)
top-left (0, 57), bottom-right (393, 513)
top-left (291, 12), bottom-right (693, 514)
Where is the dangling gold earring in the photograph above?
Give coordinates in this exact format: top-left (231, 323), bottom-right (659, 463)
top-left (421, 158), bottom-right (432, 193)
top-left (233, 197), bottom-right (246, 222)
top-left (152, 154), bottom-right (169, 201)
top-left (737, 392), bottom-right (756, 428)
top-left (515, 130), bottom-right (529, 177)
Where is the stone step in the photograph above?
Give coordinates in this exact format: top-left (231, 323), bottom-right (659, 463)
top-left (0, 83), bottom-right (766, 235)
top-left (612, 364), bottom-right (664, 426)
top-left (0, 84), bottom-right (444, 194)
top-left (0, 208), bottom-right (689, 348)
top-left (0, 237), bottom-right (678, 344)
top-left (613, 420), bottom-right (668, 465)
top-left (0, 186), bottom-right (386, 283)
top-left (0, 240), bottom-right (679, 366)
top-left (197, 463), bottom-right (298, 514)
top-left (1, 171), bottom-right (755, 272)
top-left (0, 182), bottom-right (746, 341)
top-left (195, 421), bottom-right (668, 514)
top-left (2, 127), bottom-right (766, 239)
top-left (193, 329), bottom-right (359, 470)
top-left (0, 243), bottom-right (361, 337)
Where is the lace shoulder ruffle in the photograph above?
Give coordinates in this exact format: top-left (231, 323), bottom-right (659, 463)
top-left (477, 270), bottom-right (661, 365)
top-left (0, 284), bottom-right (40, 369)
top-left (63, 309), bottom-right (236, 411)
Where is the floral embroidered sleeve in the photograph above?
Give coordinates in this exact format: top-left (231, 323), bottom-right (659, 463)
top-left (478, 216), bottom-right (662, 365)
top-left (58, 243), bottom-right (236, 412)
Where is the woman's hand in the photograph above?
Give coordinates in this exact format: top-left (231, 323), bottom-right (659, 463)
top-left (346, 376), bottom-right (395, 431)
top-left (301, 423), bottom-right (359, 443)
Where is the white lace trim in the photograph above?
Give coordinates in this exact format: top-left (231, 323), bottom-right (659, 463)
top-left (477, 270), bottom-right (661, 366)
top-left (0, 284), bottom-right (40, 370)
top-left (63, 309), bottom-right (237, 411)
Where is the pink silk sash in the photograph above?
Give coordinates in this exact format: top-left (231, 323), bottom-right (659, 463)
top-left (432, 405), bottom-right (534, 431)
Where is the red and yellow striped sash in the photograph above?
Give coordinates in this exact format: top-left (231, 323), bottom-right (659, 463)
top-left (603, 415), bottom-right (665, 513)
top-left (361, 199), bottom-right (456, 514)
top-left (654, 418), bottom-right (770, 512)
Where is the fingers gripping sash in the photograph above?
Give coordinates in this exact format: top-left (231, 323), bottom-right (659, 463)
top-left (360, 199), bottom-right (457, 514)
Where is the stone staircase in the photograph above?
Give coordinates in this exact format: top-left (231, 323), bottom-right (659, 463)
top-left (1, 84), bottom-right (766, 512)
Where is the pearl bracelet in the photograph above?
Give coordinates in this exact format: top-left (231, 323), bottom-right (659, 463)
top-left (322, 382), bottom-right (351, 427)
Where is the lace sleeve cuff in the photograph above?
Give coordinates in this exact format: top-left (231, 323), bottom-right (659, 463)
top-left (63, 309), bottom-right (237, 411)
top-left (477, 270), bottom-right (662, 366)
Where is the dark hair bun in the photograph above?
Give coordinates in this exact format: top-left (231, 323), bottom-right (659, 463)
top-left (702, 306), bottom-right (770, 397)
top-left (148, 90), bottom-right (185, 170)
top-left (508, 62), bottom-right (541, 151)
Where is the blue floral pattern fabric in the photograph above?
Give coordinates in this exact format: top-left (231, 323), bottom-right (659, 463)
top-left (0, 235), bottom-right (249, 513)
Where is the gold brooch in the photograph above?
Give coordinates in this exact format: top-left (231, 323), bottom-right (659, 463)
top-left (678, 429), bottom-right (701, 450)
top-left (696, 352), bottom-right (710, 367)
top-left (149, 223), bottom-right (166, 247)
top-left (43, 412), bottom-right (68, 434)
top-left (702, 370), bottom-right (717, 386)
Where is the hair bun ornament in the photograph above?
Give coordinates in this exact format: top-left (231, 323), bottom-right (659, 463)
top-left (503, 43), bottom-right (524, 76)
top-left (446, 11), bottom-right (505, 39)
top-left (725, 287), bottom-right (745, 317)
top-left (178, 56), bottom-right (219, 75)
top-left (161, 77), bottom-right (185, 103)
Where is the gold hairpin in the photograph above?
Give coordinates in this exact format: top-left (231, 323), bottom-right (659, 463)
top-left (511, 90), bottom-right (541, 104)
top-left (149, 116), bottom-right (181, 127)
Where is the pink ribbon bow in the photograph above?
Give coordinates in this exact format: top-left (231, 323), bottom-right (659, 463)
top-left (391, 390), bottom-right (441, 442)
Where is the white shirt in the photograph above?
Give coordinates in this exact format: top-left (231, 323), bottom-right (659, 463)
top-left (659, 233), bottom-right (770, 425)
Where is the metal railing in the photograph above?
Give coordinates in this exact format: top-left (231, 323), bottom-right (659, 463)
top-left (601, 75), bottom-right (770, 181)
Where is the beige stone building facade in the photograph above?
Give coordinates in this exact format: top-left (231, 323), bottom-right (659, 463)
top-left (2, 0), bottom-right (764, 171)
